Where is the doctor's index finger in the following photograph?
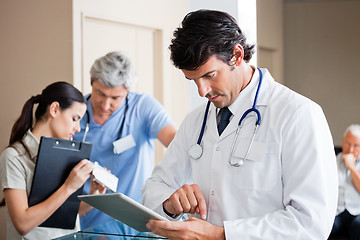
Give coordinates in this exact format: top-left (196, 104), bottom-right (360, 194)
top-left (193, 185), bottom-right (207, 220)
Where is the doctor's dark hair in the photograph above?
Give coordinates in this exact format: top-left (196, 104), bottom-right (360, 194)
top-left (9, 81), bottom-right (86, 146)
top-left (169, 9), bottom-right (256, 70)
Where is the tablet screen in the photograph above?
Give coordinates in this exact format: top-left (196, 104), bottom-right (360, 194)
top-left (78, 193), bottom-right (167, 232)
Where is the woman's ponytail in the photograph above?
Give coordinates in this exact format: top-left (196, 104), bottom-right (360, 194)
top-left (9, 94), bottom-right (41, 145)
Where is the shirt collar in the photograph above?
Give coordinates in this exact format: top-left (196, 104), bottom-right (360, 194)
top-left (23, 129), bottom-right (40, 160)
top-left (226, 67), bottom-right (260, 116)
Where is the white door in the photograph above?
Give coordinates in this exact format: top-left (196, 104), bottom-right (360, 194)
top-left (81, 16), bottom-right (158, 96)
top-left (73, 0), bottom-right (189, 164)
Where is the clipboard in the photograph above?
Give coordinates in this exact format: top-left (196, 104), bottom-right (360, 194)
top-left (78, 193), bottom-right (167, 232)
top-left (28, 136), bottom-right (92, 229)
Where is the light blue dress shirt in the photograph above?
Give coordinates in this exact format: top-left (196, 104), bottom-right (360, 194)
top-left (336, 152), bottom-right (360, 215)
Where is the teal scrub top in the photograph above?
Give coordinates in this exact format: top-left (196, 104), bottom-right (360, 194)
top-left (74, 92), bottom-right (174, 230)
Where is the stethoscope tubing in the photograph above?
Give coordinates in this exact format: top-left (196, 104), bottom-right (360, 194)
top-left (190, 68), bottom-right (263, 165)
top-left (197, 101), bottom-right (211, 145)
top-left (228, 68), bottom-right (262, 166)
top-left (238, 68), bottom-right (262, 126)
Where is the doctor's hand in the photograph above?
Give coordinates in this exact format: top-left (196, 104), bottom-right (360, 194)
top-left (89, 176), bottom-right (107, 195)
top-left (79, 175), bottom-right (107, 217)
top-left (89, 166), bottom-right (111, 195)
top-left (343, 153), bottom-right (357, 169)
top-left (163, 184), bottom-right (207, 220)
top-left (147, 217), bottom-right (225, 240)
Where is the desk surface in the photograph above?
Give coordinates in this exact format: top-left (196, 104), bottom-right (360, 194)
top-left (53, 219), bottom-right (168, 240)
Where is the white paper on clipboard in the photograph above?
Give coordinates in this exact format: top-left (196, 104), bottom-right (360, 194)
top-left (78, 193), bottom-right (167, 232)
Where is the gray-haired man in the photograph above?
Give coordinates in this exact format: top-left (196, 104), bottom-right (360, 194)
top-left (74, 51), bottom-right (176, 230)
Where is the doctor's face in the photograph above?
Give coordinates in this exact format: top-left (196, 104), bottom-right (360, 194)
top-left (342, 131), bottom-right (360, 158)
top-left (182, 55), bottom-right (243, 108)
top-left (90, 80), bottom-right (128, 119)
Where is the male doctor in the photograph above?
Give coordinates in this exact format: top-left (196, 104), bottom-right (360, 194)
top-left (142, 9), bottom-right (338, 240)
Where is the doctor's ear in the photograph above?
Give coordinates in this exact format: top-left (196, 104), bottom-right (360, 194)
top-left (49, 101), bottom-right (61, 118)
top-left (231, 44), bottom-right (244, 66)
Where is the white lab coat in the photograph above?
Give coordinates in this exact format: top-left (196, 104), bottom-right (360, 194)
top-left (142, 68), bottom-right (338, 239)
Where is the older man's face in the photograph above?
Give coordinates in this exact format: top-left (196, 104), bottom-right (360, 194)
top-left (342, 131), bottom-right (360, 158)
top-left (90, 80), bottom-right (128, 121)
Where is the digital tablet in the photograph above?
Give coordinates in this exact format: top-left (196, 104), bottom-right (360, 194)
top-left (78, 193), bottom-right (167, 232)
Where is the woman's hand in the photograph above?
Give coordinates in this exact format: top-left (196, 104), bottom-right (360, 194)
top-left (5, 159), bottom-right (93, 235)
top-left (64, 159), bottom-right (93, 194)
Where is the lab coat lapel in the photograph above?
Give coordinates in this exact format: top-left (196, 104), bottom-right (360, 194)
top-left (218, 68), bottom-right (273, 140)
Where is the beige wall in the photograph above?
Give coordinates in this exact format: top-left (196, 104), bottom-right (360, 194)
top-left (0, 0), bottom-right (74, 152)
top-left (257, 0), bottom-right (284, 84)
top-left (284, 0), bottom-right (360, 146)
top-left (0, 2), bottom-right (73, 237)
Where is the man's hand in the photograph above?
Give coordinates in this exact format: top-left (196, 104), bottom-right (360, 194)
top-left (163, 184), bottom-right (207, 220)
top-left (146, 217), bottom-right (225, 240)
top-left (343, 153), bottom-right (357, 169)
top-left (89, 176), bottom-right (107, 195)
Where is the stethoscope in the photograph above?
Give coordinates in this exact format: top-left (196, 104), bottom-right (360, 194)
top-left (188, 68), bottom-right (263, 167)
top-left (82, 95), bottom-right (129, 142)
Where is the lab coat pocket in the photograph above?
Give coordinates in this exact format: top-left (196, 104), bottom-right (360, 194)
top-left (232, 139), bottom-right (279, 191)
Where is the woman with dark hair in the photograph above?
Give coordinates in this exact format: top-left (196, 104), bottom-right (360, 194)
top-left (0, 81), bottom-right (104, 240)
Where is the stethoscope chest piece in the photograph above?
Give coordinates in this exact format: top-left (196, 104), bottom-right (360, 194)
top-left (189, 144), bottom-right (203, 159)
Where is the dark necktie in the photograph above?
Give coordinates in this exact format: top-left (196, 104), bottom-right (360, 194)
top-left (218, 107), bottom-right (232, 135)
